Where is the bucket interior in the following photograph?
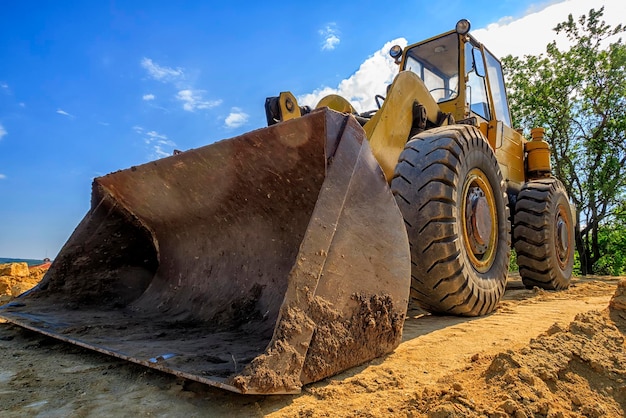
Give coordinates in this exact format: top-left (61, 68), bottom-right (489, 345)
top-left (2, 115), bottom-right (330, 387)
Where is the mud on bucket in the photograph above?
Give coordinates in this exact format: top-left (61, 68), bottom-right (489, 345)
top-left (0, 109), bottom-right (410, 394)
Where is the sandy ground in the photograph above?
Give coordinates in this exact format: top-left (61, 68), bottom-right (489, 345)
top-left (1, 274), bottom-right (625, 417)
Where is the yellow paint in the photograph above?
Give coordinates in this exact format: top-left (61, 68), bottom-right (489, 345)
top-left (363, 71), bottom-right (441, 182)
top-left (316, 95), bottom-right (357, 114)
top-left (526, 140), bottom-right (551, 174)
top-left (493, 123), bottom-right (525, 190)
top-left (277, 92), bottom-right (301, 122)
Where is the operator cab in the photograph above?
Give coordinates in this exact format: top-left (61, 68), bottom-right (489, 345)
top-left (392, 19), bottom-right (512, 127)
top-left (403, 32), bottom-right (459, 104)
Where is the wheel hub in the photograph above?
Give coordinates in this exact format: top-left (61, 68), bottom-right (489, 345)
top-left (556, 218), bottom-right (569, 254)
top-left (467, 188), bottom-right (492, 254)
top-left (461, 168), bottom-right (498, 273)
top-left (555, 207), bottom-right (571, 268)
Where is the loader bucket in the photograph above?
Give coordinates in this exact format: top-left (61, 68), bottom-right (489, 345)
top-left (0, 109), bottom-right (410, 394)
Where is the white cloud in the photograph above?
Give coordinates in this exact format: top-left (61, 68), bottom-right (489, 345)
top-left (141, 57), bottom-right (184, 82)
top-left (298, 0), bottom-right (621, 114)
top-left (0, 123), bottom-right (6, 140)
top-left (472, 0), bottom-right (624, 58)
top-left (320, 24), bottom-right (340, 51)
top-left (152, 146), bottom-right (173, 158)
top-left (299, 38), bottom-right (408, 112)
top-left (323, 34), bottom-right (340, 51)
top-left (140, 59), bottom-right (222, 115)
top-left (19, 102), bottom-right (25, 108)
top-left (145, 130), bottom-right (169, 141)
top-left (224, 108), bottom-right (249, 129)
top-left (0, 174), bottom-right (6, 180)
top-left (56, 108), bottom-right (74, 118)
top-left (134, 128), bottom-right (177, 159)
top-left (176, 89), bottom-right (222, 112)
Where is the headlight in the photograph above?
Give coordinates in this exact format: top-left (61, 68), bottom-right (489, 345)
top-left (456, 19), bottom-right (471, 35)
top-left (389, 45), bottom-right (403, 64)
top-left (389, 45), bottom-right (402, 59)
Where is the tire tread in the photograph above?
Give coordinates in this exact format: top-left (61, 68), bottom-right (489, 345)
top-left (391, 125), bottom-right (510, 316)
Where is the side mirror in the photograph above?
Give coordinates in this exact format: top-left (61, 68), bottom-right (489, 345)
top-left (472, 47), bottom-right (486, 78)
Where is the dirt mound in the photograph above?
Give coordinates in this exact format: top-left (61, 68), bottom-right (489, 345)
top-left (0, 262), bottom-right (49, 304)
top-left (422, 312), bottom-right (626, 417)
top-left (266, 278), bottom-right (626, 417)
top-left (396, 280), bottom-right (626, 418)
top-left (0, 276), bottom-right (624, 416)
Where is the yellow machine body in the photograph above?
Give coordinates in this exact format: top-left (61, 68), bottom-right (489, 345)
top-left (0, 20), bottom-right (569, 396)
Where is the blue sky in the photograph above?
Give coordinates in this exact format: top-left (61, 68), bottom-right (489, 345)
top-left (0, 0), bottom-right (622, 259)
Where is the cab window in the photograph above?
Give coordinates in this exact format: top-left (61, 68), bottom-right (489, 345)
top-left (403, 32), bottom-right (459, 103)
top-left (465, 42), bottom-right (491, 120)
top-left (484, 48), bottom-right (512, 127)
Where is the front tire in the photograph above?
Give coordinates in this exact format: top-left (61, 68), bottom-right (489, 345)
top-left (391, 125), bottom-right (510, 316)
top-left (514, 178), bottom-right (574, 289)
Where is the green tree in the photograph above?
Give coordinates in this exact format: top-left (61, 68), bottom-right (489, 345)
top-left (594, 205), bottom-right (626, 275)
top-left (503, 8), bottom-right (626, 275)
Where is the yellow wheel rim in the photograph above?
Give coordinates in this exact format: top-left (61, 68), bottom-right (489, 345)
top-left (461, 168), bottom-right (498, 273)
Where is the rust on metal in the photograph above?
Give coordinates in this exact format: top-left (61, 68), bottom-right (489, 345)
top-left (0, 109), bottom-right (410, 394)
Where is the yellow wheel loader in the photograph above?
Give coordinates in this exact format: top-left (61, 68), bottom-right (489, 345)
top-left (0, 20), bottom-right (575, 394)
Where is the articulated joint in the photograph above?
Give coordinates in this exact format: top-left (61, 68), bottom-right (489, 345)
top-left (410, 102), bottom-right (454, 138)
top-left (412, 102), bottom-right (427, 133)
top-left (265, 92), bottom-right (311, 126)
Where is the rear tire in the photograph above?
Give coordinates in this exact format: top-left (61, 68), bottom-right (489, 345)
top-left (514, 178), bottom-right (574, 290)
top-left (391, 125), bottom-right (510, 316)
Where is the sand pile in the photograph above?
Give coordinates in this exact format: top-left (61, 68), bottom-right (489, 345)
top-left (0, 262), bottom-right (49, 304)
top-left (265, 280), bottom-right (626, 417)
top-left (407, 280), bottom-right (626, 417)
top-left (0, 276), bottom-right (623, 416)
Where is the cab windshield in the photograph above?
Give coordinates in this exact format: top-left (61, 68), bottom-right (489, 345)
top-left (402, 32), bottom-right (459, 103)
